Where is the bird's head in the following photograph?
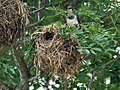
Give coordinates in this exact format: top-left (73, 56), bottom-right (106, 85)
top-left (67, 6), bottom-right (75, 19)
top-left (67, 6), bottom-right (73, 15)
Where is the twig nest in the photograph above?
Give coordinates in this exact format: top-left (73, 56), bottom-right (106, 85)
top-left (0, 0), bottom-right (29, 47)
top-left (34, 25), bottom-right (80, 78)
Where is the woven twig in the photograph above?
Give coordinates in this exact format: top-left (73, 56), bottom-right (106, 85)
top-left (0, 0), bottom-right (28, 47)
top-left (34, 25), bottom-right (80, 78)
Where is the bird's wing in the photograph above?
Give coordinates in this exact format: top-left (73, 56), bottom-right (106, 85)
top-left (76, 14), bottom-right (81, 24)
top-left (63, 15), bottom-right (67, 24)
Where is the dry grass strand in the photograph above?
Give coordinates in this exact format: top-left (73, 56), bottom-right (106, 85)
top-left (34, 25), bottom-right (80, 78)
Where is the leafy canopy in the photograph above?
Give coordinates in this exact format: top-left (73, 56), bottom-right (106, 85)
top-left (0, 0), bottom-right (120, 90)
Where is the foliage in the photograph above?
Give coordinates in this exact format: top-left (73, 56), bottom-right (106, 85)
top-left (0, 0), bottom-right (120, 90)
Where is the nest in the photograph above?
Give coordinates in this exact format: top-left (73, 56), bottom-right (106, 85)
top-left (0, 0), bottom-right (29, 47)
top-left (34, 25), bottom-right (80, 78)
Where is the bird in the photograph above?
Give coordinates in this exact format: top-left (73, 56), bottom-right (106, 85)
top-left (64, 6), bottom-right (81, 27)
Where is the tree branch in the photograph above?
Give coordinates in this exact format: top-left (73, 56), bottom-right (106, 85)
top-left (115, 37), bottom-right (120, 43)
top-left (87, 56), bottom-right (120, 90)
top-left (30, 5), bottom-right (45, 14)
top-left (25, 19), bottom-right (41, 28)
top-left (11, 44), bottom-right (29, 90)
top-left (28, 72), bottom-right (40, 81)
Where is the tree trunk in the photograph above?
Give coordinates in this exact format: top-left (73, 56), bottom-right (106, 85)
top-left (11, 44), bottom-right (29, 90)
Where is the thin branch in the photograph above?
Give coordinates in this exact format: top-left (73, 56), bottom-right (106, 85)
top-left (30, 5), bottom-right (45, 14)
top-left (15, 37), bottom-right (31, 45)
top-left (11, 44), bottom-right (29, 90)
top-left (82, 55), bottom-right (91, 61)
top-left (102, 9), bottom-right (118, 22)
top-left (37, 0), bottom-right (41, 21)
top-left (26, 1), bottom-right (45, 28)
top-left (87, 56), bottom-right (120, 90)
top-left (45, 74), bottom-right (52, 90)
top-left (115, 37), bottom-right (120, 43)
top-left (94, 55), bottom-right (120, 71)
top-left (110, 15), bottom-right (118, 31)
top-left (25, 19), bottom-right (41, 28)
top-left (0, 77), bottom-right (6, 81)
top-left (28, 72), bottom-right (40, 81)
top-left (64, 78), bottom-right (69, 90)
top-left (87, 70), bottom-right (96, 90)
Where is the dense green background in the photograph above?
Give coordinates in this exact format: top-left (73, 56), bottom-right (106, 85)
top-left (0, 0), bottom-right (120, 90)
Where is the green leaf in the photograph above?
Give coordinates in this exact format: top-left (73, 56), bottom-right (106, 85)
top-left (106, 49), bottom-right (116, 53)
top-left (81, 49), bottom-right (90, 54)
top-left (90, 49), bottom-right (97, 55)
top-left (92, 48), bottom-right (102, 52)
top-left (74, 30), bottom-right (83, 35)
top-left (34, 83), bottom-right (40, 90)
top-left (7, 68), bottom-right (15, 75)
top-left (106, 52), bottom-right (112, 59)
top-left (24, 50), bottom-right (31, 60)
top-left (89, 23), bottom-right (95, 30)
top-left (89, 43), bottom-right (95, 47)
top-left (30, 67), bottom-right (36, 76)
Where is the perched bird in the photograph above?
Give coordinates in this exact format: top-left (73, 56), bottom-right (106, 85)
top-left (64, 6), bottom-right (81, 27)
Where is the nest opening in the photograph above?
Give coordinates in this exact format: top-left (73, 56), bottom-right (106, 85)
top-left (43, 32), bottom-right (54, 40)
top-left (34, 25), bottom-right (80, 78)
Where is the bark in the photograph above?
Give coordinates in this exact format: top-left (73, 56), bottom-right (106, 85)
top-left (11, 44), bottom-right (29, 90)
